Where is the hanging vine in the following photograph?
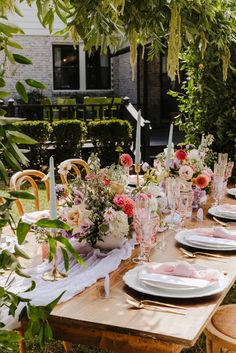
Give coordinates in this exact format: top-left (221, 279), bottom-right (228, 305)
top-left (167, 2), bottom-right (182, 81)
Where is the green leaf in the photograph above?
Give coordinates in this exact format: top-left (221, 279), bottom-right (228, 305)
top-left (7, 40), bottom-right (23, 49)
top-left (48, 236), bottom-right (56, 262)
top-left (36, 218), bottom-right (70, 230)
top-left (13, 54), bottom-right (32, 65)
top-left (16, 221), bottom-right (31, 245)
top-left (0, 20), bottom-right (24, 36)
top-left (0, 159), bottom-right (8, 183)
top-left (61, 247), bottom-right (69, 271)
top-left (0, 78), bottom-right (5, 88)
top-left (6, 130), bottom-right (37, 144)
top-left (46, 291), bottom-right (65, 312)
top-left (0, 219), bottom-right (8, 228)
top-left (4, 149), bottom-right (22, 170)
top-left (15, 81), bottom-right (28, 103)
top-left (9, 190), bottom-right (35, 200)
top-left (0, 91), bottom-right (10, 98)
top-left (56, 235), bottom-right (85, 265)
top-left (15, 266), bottom-right (30, 278)
top-left (25, 79), bottom-right (46, 90)
top-left (14, 245), bottom-right (30, 260)
top-left (24, 280), bottom-right (36, 292)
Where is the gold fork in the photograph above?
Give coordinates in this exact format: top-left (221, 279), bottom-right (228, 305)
top-left (126, 298), bottom-right (186, 315)
top-left (179, 247), bottom-right (228, 260)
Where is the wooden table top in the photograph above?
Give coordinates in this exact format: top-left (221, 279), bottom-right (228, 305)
top-left (51, 196), bottom-right (236, 349)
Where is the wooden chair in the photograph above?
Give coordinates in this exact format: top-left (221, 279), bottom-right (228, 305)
top-left (9, 170), bottom-right (50, 217)
top-left (59, 159), bottom-right (90, 185)
top-left (204, 304), bottom-right (236, 353)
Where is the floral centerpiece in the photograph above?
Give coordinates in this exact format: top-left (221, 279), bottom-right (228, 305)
top-left (154, 134), bottom-right (215, 207)
top-left (56, 154), bottom-right (135, 247)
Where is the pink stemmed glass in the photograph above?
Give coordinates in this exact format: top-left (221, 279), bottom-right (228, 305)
top-left (133, 197), bottom-right (153, 263)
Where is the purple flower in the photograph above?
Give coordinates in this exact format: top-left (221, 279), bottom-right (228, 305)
top-left (55, 184), bottom-right (65, 199)
top-left (74, 196), bottom-right (83, 205)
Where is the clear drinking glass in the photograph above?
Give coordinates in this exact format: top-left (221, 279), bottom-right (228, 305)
top-left (165, 177), bottom-right (179, 225)
top-left (225, 161), bottom-right (234, 180)
top-left (176, 190), bottom-right (194, 225)
top-left (211, 176), bottom-right (226, 205)
top-left (218, 153), bottom-right (228, 166)
top-left (133, 198), bottom-right (153, 263)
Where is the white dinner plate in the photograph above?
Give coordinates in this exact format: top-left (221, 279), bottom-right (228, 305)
top-left (123, 264), bottom-right (228, 299)
top-left (138, 272), bottom-right (217, 291)
top-left (227, 188), bottom-right (236, 198)
top-left (128, 175), bottom-right (144, 186)
top-left (175, 229), bottom-right (236, 251)
top-left (208, 206), bottom-right (236, 220)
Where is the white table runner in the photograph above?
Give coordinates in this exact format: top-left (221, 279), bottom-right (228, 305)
top-left (0, 239), bottom-right (134, 329)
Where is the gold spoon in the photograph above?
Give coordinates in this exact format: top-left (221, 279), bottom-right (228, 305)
top-left (213, 217), bottom-right (236, 227)
top-left (126, 295), bottom-right (186, 310)
top-left (126, 298), bottom-right (185, 315)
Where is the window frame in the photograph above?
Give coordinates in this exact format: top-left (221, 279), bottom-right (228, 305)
top-left (52, 44), bottom-right (80, 90)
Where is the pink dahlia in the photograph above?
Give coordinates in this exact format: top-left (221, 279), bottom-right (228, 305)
top-left (175, 149), bottom-right (187, 161)
top-left (120, 153), bottom-right (133, 168)
top-left (196, 174), bottom-right (209, 189)
top-left (123, 198), bottom-right (135, 217)
top-left (113, 194), bottom-right (126, 207)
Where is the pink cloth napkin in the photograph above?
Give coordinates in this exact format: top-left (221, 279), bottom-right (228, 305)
top-left (145, 261), bottom-right (220, 281)
top-left (197, 227), bottom-right (236, 240)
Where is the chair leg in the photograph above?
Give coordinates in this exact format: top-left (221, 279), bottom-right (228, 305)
top-left (206, 337), bottom-right (213, 353)
top-left (62, 340), bottom-right (72, 352)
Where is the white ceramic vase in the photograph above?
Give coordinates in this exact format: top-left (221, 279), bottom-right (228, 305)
top-left (96, 236), bottom-right (126, 250)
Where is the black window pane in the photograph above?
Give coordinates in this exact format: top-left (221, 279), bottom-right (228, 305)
top-left (86, 49), bottom-right (110, 89)
top-left (54, 68), bottom-right (79, 90)
top-left (53, 45), bottom-right (79, 90)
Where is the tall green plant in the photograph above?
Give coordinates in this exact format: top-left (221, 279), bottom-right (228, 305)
top-left (171, 43), bottom-right (236, 167)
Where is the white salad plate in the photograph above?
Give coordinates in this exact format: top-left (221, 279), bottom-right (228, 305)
top-left (123, 264), bottom-right (228, 299)
top-left (175, 229), bottom-right (236, 251)
top-left (208, 205), bottom-right (236, 220)
top-left (227, 188), bottom-right (236, 197)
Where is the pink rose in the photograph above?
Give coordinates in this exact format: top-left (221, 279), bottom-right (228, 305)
top-left (202, 168), bottom-right (213, 181)
top-left (178, 165), bottom-right (194, 180)
top-left (120, 154), bottom-right (133, 168)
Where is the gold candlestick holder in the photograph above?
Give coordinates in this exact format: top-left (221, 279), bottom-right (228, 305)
top-left (135, 164), bottom-right (141, 188)
top-left (42, 232), bottom-right (67, 281)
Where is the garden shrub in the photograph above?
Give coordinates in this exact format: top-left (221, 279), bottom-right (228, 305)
top-left (52, 120), bottom-right (87, 162)
top-left (88, 119), bottom-right (133, 166)
top-left (172, 42), bottom-right (236, 177)
top-left (14, 121), bottom-right (51, 168)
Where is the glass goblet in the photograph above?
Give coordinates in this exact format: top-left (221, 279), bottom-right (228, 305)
top-left (133, 198), bottom-right (153, 263)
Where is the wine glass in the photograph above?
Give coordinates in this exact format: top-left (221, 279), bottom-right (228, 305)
top-left (133, 197), bottom-right (153, 263)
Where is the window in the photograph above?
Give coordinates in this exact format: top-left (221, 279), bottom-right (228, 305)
top-left (53, 45), bottom-right (79, 90)
top-left (86, 48), bottom-right (111, 89)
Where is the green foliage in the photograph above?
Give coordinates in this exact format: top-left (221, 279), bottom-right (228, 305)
top-left (14, 121), bottom-right (51, 168)
top-left (88, 119), bottom-right (132, 166)
top-left (172, 40), bottom-right (236, 175)
top-left (0, 117), bottom-right (38, 182)
top-left (52, 120), bottom-right (87, 162)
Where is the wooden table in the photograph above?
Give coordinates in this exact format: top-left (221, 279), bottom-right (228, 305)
top-left (22, 198), bottom-right (236, 353)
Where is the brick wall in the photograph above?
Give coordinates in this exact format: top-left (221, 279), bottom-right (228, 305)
top-left (111, 53), bottom-right (137, 105)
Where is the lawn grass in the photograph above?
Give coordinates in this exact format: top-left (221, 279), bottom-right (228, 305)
top-left (1, 185), bottom-right (236, 353)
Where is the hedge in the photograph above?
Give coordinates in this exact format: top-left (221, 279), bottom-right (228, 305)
top-left (13, 119), bottom-right (132, 168)
top-left (14, 121), bottom-right (51, 168)
top-left (88, 119), bottom-right (133, 166)
top-left (52, 120), bottom-right (87, 163)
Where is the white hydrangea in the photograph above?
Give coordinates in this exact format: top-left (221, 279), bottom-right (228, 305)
top-left (58, 161), bottom-right (72, 175)
top-left (105, 209), bottom-right (129, 239)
